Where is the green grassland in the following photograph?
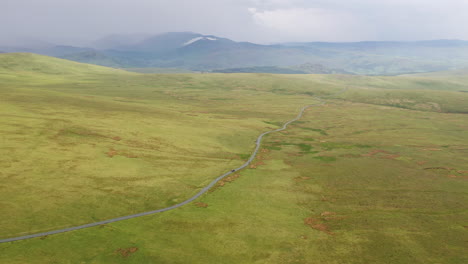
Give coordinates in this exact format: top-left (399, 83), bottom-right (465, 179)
top-left (0, 53), bottom-right (467, 263)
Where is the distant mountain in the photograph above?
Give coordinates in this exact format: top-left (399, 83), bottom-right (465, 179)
top-left (291, 63), bottom-right (352, 74)
top-left (4, 33), bottom-right (468, 75)
top-left (60, 50), bottom-right (121, 67)
top-left (115, 32), bottom-right (212, 52)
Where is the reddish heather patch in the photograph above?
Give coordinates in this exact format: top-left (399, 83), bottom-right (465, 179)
top-left (123, 152), bottom-right (139, 158)
top-left (304, 217), bottom-right (333, 235)
top-left (261, 148), bottom-right (269, 153)
top-left (416, 161), bottom-right (428, 166)
top-left (115, 247), bottom-right (138, 258)
top-left (423, 167), bottom-right (455, 171)
top-left (194, 202), bottom-right (208, 208)
top-left (320, 211), bottom-right (336, 217)
top-left (447, 174), bottom-right (468, 180)
top-left (382, 154), bottom-right (400, 160)
top-left (112, 136), bottom-right (122, 141)
top-left (249, 160), bottom-right (265, 169)
top-left (212, 173), bottom-right (241, 190)
top-left (107, 148), bottom-right (118, 157)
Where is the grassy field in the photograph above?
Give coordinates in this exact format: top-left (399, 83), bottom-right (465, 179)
top-left (0, 53), bottom-right (467, 263)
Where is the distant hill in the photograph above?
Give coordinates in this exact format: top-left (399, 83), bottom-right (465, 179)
top-left (3, 33), bottom-right (468, 75)
top-left (0, 53), bottom-right (128, 76)
top-left (212, 63), bottom-right (352, 74)
top-left (212, 66), bottom-right (307, 74)
top-left (124, 67), bottom-right (196, 73)
top-left (60, 50), bottom-right (122, 67)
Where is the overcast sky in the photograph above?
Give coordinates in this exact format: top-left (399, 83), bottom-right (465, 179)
top-left (1, 0), bottom-right (467, 46)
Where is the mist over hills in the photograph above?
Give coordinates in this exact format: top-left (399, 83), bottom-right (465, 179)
top-left (2, 32), bottom-right (468, 75)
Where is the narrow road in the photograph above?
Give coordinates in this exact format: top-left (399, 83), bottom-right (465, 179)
top-left (0, 89), bottom-right (346, 243)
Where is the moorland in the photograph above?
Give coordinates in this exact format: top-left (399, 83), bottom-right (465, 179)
top-left (0, 53), bottom-right (467, 263)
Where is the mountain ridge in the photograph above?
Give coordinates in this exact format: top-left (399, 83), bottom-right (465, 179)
top-left (3, 32), bottom-right (468, 75)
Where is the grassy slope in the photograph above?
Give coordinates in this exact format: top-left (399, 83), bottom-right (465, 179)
top-left (0, 54), bottom-right (466, 263)
top-left (0, 53), bottom-right (126, 76)
top-left (124, 68), bottom-right (196, 74)
top-left (0, 54), bottom-right (335, 238)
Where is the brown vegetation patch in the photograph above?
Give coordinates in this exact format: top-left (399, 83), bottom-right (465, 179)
top-left (304, 217), bottom-right (333, 235)
top-left (382, 154), bottom-right (400, 160)
top-left (416, 161), bottom-right (428, 166)
top-left (115, 247), bottom-right (138, 258)
top-left (106, 148), bottom-right (138, 158)
top-left (447, 174), bottom-right (468, 180)
top-left (320, 211), bottom-right (336, 217)
top-left (122, 152), bottom-right (139, 158)
top-left (107, 148), bottom-right (118, 157)
top-left (249, 161), bottom-right (265, 169)
top-left (261, 148), bottom-right (270, 153)
top-left (423, 167), bottom-right (455, 171)
top-left (194, 202), bottom-right (208, 208)
top-left (304, 211), bottom-right (343, 234)
top-left (112, 136), bottom-right (122, 141)
top-left (422, 148), bottom-right (442, 151)
top-left (213, 173), bottom-right (242, 190)
top-left (458, 170), bottom-right (468, 174)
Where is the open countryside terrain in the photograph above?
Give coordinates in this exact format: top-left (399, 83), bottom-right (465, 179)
top-left (0, 53), bottom-right (467, 263)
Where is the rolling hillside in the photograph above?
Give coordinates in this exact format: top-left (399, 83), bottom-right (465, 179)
top-left (0, 53), bottom-right (126, 75)
top-left (0, 54), bottom-right (466, 263)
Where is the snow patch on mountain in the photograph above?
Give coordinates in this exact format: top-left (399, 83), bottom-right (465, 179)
top-left (183, 36), bottom-right (217, 46)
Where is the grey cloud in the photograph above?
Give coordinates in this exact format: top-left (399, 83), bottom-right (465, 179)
top-left (0, 0), bottom-right (466, 46)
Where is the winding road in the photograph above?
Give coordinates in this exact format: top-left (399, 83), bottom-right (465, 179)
top-left (0, 89), bottom-right (346, 244)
